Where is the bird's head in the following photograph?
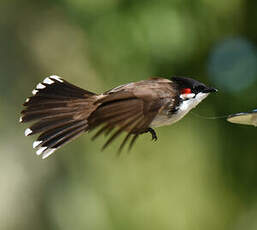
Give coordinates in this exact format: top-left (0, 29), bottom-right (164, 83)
top-left (171, 76), bottom-right (217, 111)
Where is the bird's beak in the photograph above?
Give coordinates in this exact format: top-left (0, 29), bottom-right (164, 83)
top-left (203, 87), bottom-right (218, 93)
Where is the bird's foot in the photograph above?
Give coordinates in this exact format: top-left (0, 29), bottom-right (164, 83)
top-left (146, 128), bottom-right (157, 141)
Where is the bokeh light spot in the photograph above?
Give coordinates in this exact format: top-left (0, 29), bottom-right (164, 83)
top-left (207, 38), bottom-right (257, 92)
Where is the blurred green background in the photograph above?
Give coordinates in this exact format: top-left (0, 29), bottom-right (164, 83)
top-left (1, 0), bottom-right (257, 229)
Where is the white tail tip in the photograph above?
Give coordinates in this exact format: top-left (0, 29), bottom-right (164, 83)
top-left (43, 77), bottom-right (54, 85)
top-left (42, 148), bottom-right (56, 159)
top-left (33, 140), bottom-right (42, 149)
top-left (32, 89), bottom-right (38, 95)
top-left (49, 75), bottom-right (63, 82)
top-left (36, 146), bottom-right (47, 155)
top-left (36, 83), bottom-right (46, 89)
top-left (25, 128), bottom-right (32, 136)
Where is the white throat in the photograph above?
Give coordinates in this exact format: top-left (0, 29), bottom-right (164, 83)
top-left (150, 92), bottom-right (209, 127)
top-left (178, 92), bottom-right (208, 115)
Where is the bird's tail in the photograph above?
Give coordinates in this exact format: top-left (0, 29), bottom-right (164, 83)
top-left (20, 75), bottom-right (98, 159)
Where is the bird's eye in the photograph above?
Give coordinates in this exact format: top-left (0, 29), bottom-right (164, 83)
top-left (181, 88), bottom-right (192, 94)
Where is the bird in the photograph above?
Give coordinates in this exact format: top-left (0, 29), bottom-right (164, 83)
top-left (20, 75), bottom-right (217, 159)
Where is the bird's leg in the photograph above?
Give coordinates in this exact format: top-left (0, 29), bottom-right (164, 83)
top-left (143, 128), bottom-right (157, 141)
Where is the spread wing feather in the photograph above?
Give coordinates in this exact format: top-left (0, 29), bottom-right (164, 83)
top-left (101, 113), bottom-right (143, 150)
top-left (88, 91), bottom-right (162, 152)
top-left (21, 77), bottom-right (175, 158)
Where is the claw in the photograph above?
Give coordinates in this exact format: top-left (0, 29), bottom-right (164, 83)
top-left (147, 128), bottom-right (157, 141)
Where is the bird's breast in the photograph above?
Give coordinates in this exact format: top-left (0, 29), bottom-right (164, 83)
top-left (150, 94), bottom-right (208, 127)
top-left (150, 111), bottom-right (183, 127)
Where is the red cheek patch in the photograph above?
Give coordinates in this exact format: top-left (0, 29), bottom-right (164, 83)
top-left (181, 88), bottom-right (192, 94)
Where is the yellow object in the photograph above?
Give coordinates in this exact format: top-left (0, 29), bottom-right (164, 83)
top-left (227, 109), bottom-right (257, 127)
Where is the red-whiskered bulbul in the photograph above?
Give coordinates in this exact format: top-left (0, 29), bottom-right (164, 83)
top-left (20, 75), bottom-right (217, 158)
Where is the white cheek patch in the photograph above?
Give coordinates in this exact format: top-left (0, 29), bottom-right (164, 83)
top-left (180, 93), bottom-right (195, 100)
top-left (180, 92), bottom-right (209, 112)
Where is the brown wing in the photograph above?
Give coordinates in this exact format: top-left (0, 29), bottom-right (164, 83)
top-left (88, 89), bottom-right (163, 153)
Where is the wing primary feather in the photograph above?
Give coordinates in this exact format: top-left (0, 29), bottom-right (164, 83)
top-left (117, 133), bottom-right (132, 155)
top-left (117, 116), bottom-right (145, 154)
top-left (91, 123), bottom-right (112, 141)
top-left (127, 118), bottom-right (151, 152)
top-left (104, 126), bottom-right (114, 136)
top-left (128, 134), bottom-right (139, 152)
top-left (90, 103), bottom-right (140, 126)
top-left (101, 114), bottom-right (142, 150)
top-left (90, 108), bottom-right (140, 133)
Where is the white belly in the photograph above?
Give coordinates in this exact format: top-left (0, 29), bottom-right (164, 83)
top-left (150, 111), bottom-right (187, 127)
